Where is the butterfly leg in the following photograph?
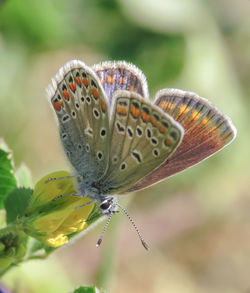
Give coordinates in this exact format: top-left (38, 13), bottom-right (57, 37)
top-left (53, 193), bottom-right (86, 201)
top-left (74, 200), bottom-right (97, 210)
top-left (45, 175), bottom-right (79, 184)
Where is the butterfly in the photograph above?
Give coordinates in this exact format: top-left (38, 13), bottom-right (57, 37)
top-left (47, 60), bottom-right (237, 249)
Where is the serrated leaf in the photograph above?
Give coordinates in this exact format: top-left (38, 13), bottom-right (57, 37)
top-left (4, 188), bottom-right (33, 224)
top-left (73, 286), bottom-right (102, 293)
top-left (0, 149), bottom-right (17, 208)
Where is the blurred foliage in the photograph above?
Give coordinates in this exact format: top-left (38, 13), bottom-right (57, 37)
top-left (0, 0), bottom-right (248, 292)
top-left (0, 0), bottom-right (185, 90)
top-left (73, 286), bottom-right (104, 293)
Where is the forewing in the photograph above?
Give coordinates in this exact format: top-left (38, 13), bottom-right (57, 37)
top-left (128, 89), bottom-right (237, 192)
top-left (97, 90), bottom-right (184, 195)
top-left (47, 60), bottom-right (110, 181)
top-left (93, 61), bottom-right (149, 108)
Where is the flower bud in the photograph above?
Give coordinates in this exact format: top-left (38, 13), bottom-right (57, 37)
top-left (24, 171), bottom-right (97, 247)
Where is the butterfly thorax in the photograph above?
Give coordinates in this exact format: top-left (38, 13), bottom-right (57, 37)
top-left (76, 178), bottom-right (102, 200)
top-left (76, 175), bottom-right (117, 211)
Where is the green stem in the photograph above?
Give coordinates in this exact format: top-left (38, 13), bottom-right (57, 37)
top-left (94, 214), bottom-right (119, 289)
top-left (94, 194), bottom-right (134, 289)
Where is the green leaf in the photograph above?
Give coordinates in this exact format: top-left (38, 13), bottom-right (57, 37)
top-left (4, 188), bottom-right (33, 224)
top-left (0, 148), bottom-right (17, 209)
top-left (73, 286), bottom-right (104, 293)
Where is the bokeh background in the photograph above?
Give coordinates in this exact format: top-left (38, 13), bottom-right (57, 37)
top-left (0, 0), bottom-right (249, 292)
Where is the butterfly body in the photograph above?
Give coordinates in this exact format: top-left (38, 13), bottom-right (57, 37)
top-left (47, 60), bottom-right (236, 216)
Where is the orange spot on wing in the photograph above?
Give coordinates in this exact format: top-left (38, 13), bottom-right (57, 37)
top-left (141, 111), bottom-right (149, 122)
top-left (69, 82), bottom-right (76, 92)
top-left (101, 100), bottom-right (106, 113)
top-left (130, 105), bottom-right (139, 118)
top-left (75, 77), bottom-right (82, 87)
top-left (129, 86), bottom-right (135, 92)
top-left (165, 137), bottom-right (173, 146)
top-left (150, 117), bottom-right (158, 127)
top-left (92, 87), bottom-right (99, 99)
top-left (190, 110), bottom-right (201, 121)
top-left (83, 78), bottom-right (89, 87)
top-left (159, 101), bottom-right (167, 110)
top-left (209, 125), bottom-right (218, 133)
top-left (177, 105), bottom-right (191, 122)
top-left (117, 106), bottom-right (127, 116)
top-left (53, 101), bottom-right (64, 111)
top-left (159, 125), bottom-right (166, 133)
top-left (107, 75), bottom-right (114, 84)
top-left (63, 90), bottom-right (70, 101)
top-left (160, 101), bottom-right (175, 111)
top-left (200, 116), bottom-right (209, 126)
top-left (119, 77), bottom-right (125, 84)
top-left (166, 102), bottom-right (175, 111)
top-left (179, 104), bottom-right (190, 115)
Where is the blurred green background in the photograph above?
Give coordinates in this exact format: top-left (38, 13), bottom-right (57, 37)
top-left (0, 0), bottom-right (249, 292)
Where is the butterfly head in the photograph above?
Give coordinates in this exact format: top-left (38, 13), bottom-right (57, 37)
top-left (99, 197), bottom-right (117, 215)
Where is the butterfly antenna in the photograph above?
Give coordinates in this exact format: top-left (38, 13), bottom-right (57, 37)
top-left (116, 203), bottom-right (149, 250)
top-left (96, 212), bottom-right (113, 248)
top-left (45, 175), bottom-right (78, 183)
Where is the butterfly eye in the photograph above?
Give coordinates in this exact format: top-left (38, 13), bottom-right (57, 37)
top-left (100, 199), bottom-right (112, 210)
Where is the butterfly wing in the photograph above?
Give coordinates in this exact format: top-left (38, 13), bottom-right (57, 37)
top-left (47, 60), bottom-right (110, 181)
top-left (127, 89), bottom-right (237, 192)
top-left (96, 90), bottom-right (184, 195)
top-left (93, 61), bottom-right (149, 108)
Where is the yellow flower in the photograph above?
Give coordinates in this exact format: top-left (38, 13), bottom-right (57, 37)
top-left (24, 171), bottom-right (96, 247)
